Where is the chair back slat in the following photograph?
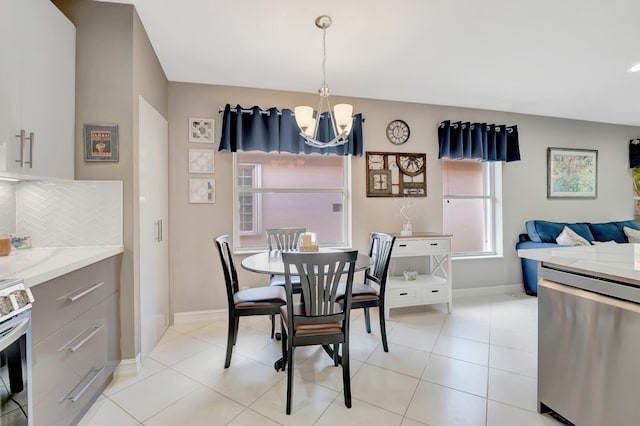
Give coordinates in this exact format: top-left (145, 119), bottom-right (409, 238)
top-left (267, 228), bottom-right (306, 251)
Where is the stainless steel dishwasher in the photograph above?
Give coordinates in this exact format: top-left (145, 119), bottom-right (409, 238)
top-left (538, 266), bottom-right (640, 426)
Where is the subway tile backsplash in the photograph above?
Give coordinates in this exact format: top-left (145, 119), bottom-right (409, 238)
top-left (16, 181), bottom-right (122, 247)
top-left (0, 181), bottom-right (17, 234)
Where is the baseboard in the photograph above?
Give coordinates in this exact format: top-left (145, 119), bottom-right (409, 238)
top-left (173, 308), bottom-right (226, 325)
top-left (453, 283), bottom-right (526, 299)
top-left (114, 352), bottom-right (142, 379)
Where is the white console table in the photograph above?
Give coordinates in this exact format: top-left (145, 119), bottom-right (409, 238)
top-left (385, 232), bottom-right (452, 318)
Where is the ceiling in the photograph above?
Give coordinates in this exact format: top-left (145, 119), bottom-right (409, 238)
top-left (101, 0), bottom-right (640, 126)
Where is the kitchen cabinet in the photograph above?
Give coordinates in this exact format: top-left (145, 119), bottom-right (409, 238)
top-left (31, 255), bottom-right (121, 426)
top-left (0, 0), bottom-right (75, 181)
top-left (385, 233), bottom-right (452, 318)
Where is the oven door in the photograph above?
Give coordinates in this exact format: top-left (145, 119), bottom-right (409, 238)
top-left (0, 313), bottom-right (32, 426)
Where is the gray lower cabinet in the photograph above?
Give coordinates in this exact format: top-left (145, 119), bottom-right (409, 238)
top-left (30, 255), bottom-right (121, 426)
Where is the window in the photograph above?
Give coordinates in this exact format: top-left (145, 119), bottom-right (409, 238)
top-left (233, 152), bottom-right (351, 251)
top-left (442, 159), bottom-right (502, 256)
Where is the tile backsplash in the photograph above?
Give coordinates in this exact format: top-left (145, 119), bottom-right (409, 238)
top-left (0, 180), bottom-right (122, 247)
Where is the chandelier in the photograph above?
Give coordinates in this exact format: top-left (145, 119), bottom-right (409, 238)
top-left (295, 15), bottom-right (353, 148)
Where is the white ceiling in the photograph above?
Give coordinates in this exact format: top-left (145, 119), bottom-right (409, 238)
top-left (102, 0), bottom-right (640, 126)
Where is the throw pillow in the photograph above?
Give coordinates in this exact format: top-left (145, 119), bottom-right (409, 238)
top-left (623, 226), bottom-right (640, 243)
top-left (556, 226), bottom-right (591, 246)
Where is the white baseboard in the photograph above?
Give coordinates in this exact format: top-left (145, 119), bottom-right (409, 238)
top-left (114, 352), bottom-right (142, 379)
top-left (173, 308), bottom-right (226, 325)
top-left (453, 283), bottom-right (526, 299)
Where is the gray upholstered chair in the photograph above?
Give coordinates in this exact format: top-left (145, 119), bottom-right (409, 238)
top-left (214, 235), bottom-right (286, 368)
top-left (337, 232), bottom-right (395, 352)
top-left (277, 250), bottom-right (358, 414)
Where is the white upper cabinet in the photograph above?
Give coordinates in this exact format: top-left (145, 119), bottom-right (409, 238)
top-left (0, 0), bottom-right (75, 181)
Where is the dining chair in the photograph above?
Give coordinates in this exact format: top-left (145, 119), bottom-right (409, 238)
top-left (338, 232), bottom-right (395, 352)
top-left (277, 250), bottom-right (358, 414)
top-left (214, 235), bottom-right (286, 368)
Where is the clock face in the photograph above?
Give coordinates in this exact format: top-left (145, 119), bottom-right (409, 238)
top-left (386, 120), bottom-right (410, 145)
top-left (397, 154), bottom-right (425, 177)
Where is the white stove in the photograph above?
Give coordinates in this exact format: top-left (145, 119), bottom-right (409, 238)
top-left (0, 278), bottom-right (33, 322)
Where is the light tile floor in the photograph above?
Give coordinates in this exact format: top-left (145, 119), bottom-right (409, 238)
top-left (79, 294), bottom-right (564, 426)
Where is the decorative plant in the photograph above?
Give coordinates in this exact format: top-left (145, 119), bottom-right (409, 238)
top-left (394, 197), bottom-right (416, 226)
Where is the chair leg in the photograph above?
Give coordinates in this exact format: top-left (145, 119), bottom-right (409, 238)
top-left (270, 314), bottom-right (275, 339)
top-left (342, 342), bottom-right (352, 408)
top-left (224, 314), bottom-right (235, 369)
top-left (364, 307), bottom-right (372, 334)
top-left (232, 316), bottom-right (240, 345)
top-left (379, 303), bottom-right (389, 352)
top-left (333, 343), bottom-right (339, 366)
top-left (286, 344), bottom-right (294, 414)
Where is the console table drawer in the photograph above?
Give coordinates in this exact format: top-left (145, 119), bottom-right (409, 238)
top-left (393, 239), bottom-right (450, 256)
top-left (422, 283), bottom-right (449, 303)
top-left (389, 287), bottom-right (419, 304)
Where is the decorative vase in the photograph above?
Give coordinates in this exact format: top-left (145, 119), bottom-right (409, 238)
top-left (401, 223), bottom-right (412, 237)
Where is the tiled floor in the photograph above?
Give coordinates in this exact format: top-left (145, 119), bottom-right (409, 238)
top-left (79, 294), bottom-right (563, 426)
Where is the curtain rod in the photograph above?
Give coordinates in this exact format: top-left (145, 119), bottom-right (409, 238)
top-left (439, 121), bottom-right (515, 133)
top-left (219, 105), bottom-right (365, 121)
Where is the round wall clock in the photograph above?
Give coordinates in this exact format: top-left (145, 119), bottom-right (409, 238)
top-left (386, 120), bottom-right (410, 145)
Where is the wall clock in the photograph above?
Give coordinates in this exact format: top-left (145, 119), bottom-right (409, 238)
top-left (386, 120), bottom-right (410, 145)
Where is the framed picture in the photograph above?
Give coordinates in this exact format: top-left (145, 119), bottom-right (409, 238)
top-left (189, 117), bottom-right (215, 143)
top-left (547, 147), bottom-right (597, 198)
top-left (366, 151), bottom-right (426, 197)
top-left (84, 124), bottom-right (119, 162)
top-left (189, 178), bottom-right (215, 203)
top-left (188, 149), bottom-right (215, 173)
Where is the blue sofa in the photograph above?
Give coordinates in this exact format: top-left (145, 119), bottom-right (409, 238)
top-left (516, 219), bottom-right (640, 295)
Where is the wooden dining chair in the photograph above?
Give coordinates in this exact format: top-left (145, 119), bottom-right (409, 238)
top-left (337, 232), bottom-right (395, 352)
top-left (277, 250), bottom-right (358, 414)
top-left (214, 235), bottom-right (286, 368)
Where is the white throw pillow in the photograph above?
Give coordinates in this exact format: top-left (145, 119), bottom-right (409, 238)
top-left (623, 226), bottom-right (640, 243)
top-left (555, 226), bottom-right (590, 246)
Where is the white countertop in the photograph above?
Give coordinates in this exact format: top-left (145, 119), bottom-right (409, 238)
top-left (518, 243), bottom-right (640, 283)
top-left (0, 246), bottom-right (124, 288)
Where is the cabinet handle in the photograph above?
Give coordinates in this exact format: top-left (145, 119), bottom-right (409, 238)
top-left (61, 367), bottom-right (104, 403)
top-left (431, 290), bottom-right (439, 293)
top-left (430, 243), bottom-right (438, 246)
top-left (59, 324), bottom-right (104, 353)
top-left (399, 244), bottom-right (407, 247)
top-left (15, 130), bottom-right (24, 167)
top-left (65, 281), bottom-right (104, 302)
top-left (399, 292), bottom-right (408, 296)
top-left (26, 132), bottom-right (34, 168)
top-left (159, 219), bottom-right (163, 242)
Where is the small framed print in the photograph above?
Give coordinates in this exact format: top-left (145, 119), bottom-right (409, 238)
top-left (84, 124), bottom-right (119, 162)
top-left (547, 147), bottom-right (597, 199)
top-left (189, 117), bottom-right (215, 143)
top-left (189, 178), bottom-right (215, 203)
top-left (188, 149), bottom-right (215, 174)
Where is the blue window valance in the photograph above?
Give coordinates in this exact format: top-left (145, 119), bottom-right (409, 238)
top-left (438, 120), bottom-right (521, 162)
top-left (219, 104), bottom-right (363, 157)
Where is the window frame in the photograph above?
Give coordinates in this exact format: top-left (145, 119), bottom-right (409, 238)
top-left (236, 163), bottom-right (262, 236)
top-left (442, 159), bottom-right (503, 257)
top-left (232, 153), bottom-right (352, 253)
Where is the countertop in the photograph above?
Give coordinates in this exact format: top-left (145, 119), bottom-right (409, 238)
top-left (517, 243), bottom-right (640, 283)
top-left (0, 246), bottom-right (124, 288)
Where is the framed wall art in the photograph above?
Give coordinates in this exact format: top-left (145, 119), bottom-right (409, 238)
top-left (366, 151), bottom-right (426, 197)
top-left (84, 124), bottom-right (119, 162)
top-left (189, 117), bottom-right (215, 143)
top-left (189, 178), bottom-right (215, 203)
top-left (547, 147), bottom-right (597, 199)
top-left (188, 149), bottom-right (215, 173)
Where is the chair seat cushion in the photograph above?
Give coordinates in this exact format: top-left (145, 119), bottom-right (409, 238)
top-left (234, 286), bottom-right (286, 308)
top-left (280, 303), bottom-right (342, 336)
top-left (269, 274), bottom-right (301, 286)
top-left (337, 282), bottom-right (379, 299)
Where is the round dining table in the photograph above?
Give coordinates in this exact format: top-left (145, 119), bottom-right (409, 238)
top-left (241, 249), bottom-right (372, 275)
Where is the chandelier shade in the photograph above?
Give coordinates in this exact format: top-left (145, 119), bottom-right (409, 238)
top-left (294, 15), bottom-right (354, 148)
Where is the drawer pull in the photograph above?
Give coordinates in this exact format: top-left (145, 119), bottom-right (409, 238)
top-left (60, 324), bottom-right (104, 353)
top-left (399, 244), bottom-right (407, 247)
top-left (399, 292), bottom-right (408, 296)
top-left (65, 282), bottom-right (104, 302)
top-left (61, 366), bottom-right (104, 403)
top-left (430, 243), bottom-right (438, 246)
top-left (431, 290), bottom-right (439, 293)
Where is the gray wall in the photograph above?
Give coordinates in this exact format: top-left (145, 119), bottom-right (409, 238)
top-left (53, 0), bottom-right (168, 361)
top-left (168, 82), bottom-right (640, 314)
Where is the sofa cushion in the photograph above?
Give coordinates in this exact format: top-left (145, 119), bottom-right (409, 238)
top-left (556, 226), bottom-right (591, 246)
top-left (525, 220), bottom-right (594, 243)
top-left (589, 220), bottom-right (640, 243)
top-left (623, 226), bottom-right (640, 243)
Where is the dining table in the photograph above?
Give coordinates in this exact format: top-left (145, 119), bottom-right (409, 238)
top-left (241, 248), bottom-right (372, 370)
top-left (241, 248), bottom-right (372, 276)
